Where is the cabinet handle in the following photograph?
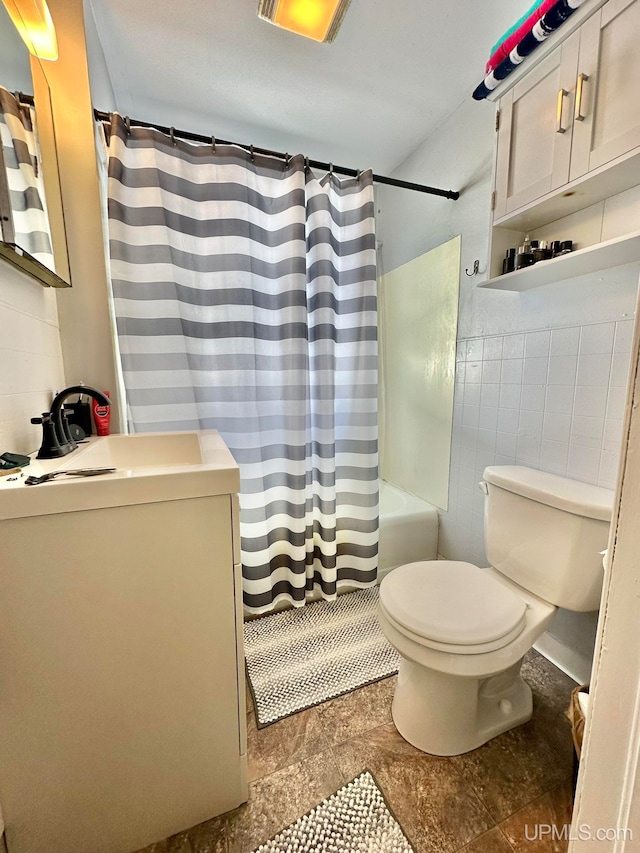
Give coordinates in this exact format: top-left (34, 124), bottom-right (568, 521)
top-left (574, 73), bottom-right (589, 122)
top-left (556, 88), bottom-right (568, 134)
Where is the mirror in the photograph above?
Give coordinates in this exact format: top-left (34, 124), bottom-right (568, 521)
top-left (0, 2), bottom-right (70, 287)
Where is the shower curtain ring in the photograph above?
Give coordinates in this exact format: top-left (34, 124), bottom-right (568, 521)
top-left (250, 144), bottom-right (255, 162)
top-left (211, 135), bottom-right (216, 153)
top-left (125, 116), bottom-right (131, 135)
top-left (329, 162), bottom-right (334, 176)
top-left (304, 156), bottom-right (310, 174)
top-left (356, 169), bottom-right (362, 183)
top-left (170, 127), bottom-right (176, 146)
top-left (284, 152), bottom-right (290, 171)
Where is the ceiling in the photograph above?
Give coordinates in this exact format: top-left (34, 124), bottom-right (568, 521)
top-left (86, 0), bottom-right (530, 175)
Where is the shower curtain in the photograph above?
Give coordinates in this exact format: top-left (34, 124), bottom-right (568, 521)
top-left (0, 87), bottom-right (54, 269)
top-left (105, 115), bottom-right (378, 613)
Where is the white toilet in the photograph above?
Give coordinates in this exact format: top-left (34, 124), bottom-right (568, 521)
top-left (378, 465), bottom-right (614, 756)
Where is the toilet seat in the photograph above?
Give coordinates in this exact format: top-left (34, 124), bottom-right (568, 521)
top-left (379, 561), bottom-right (528, 654)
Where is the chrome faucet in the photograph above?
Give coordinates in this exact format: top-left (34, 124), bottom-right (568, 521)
top-left (31, 385), bottom-right (111, 459)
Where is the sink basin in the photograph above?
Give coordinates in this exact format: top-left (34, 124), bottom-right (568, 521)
top-left (0, 430), bottom-right (240, 520)
top-left (72, 432), bottom-right (212, 468)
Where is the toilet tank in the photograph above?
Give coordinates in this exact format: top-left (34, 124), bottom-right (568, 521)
top-left (483, 466), bottom-right (614, 612)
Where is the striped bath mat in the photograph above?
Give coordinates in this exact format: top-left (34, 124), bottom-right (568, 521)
top-left (250, 771), bottom-right (415, 853)
top-left (244, 588), bottom-right (401, 727)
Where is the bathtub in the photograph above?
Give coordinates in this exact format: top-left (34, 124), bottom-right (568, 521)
top-left (378, 480), bottom-right (439, 580)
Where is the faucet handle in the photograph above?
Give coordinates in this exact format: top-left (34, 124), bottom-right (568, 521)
top-left (60, 408), bottom-right (77, 451)
top-left (31, 412), bottom-right (51, 425)
top-left (31, 411), bottom-right (71, 460)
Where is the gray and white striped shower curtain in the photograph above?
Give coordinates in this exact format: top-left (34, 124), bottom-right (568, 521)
top-left (0, 87), bottom-right (54, 269)
top-left (106, 115), bottom-right (378, 613)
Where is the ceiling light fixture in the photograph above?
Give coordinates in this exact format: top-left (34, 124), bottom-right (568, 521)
top-left (258, 0), bottom-right (352, 44)
top-left (1, 0), bottom-right (58, 61)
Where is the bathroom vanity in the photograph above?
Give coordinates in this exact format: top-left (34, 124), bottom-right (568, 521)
top-left (0, 431), bottom-right (247, 853)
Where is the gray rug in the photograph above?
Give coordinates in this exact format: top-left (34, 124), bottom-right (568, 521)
top-left (244, 587), bottom-right (401, 727)
top-left (250, 771), bottom-right (415, 853)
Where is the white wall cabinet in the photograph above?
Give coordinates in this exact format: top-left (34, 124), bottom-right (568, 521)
top-left (494, 33), bottom-right (580, 218)
top-left (486, 0), bottom-right (640, 290)
top-left (570, 0), bottom-right (640, 180)
top-left (494, 0), bottom-right (640, 218)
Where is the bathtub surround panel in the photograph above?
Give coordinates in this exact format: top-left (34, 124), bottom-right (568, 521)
top-left (379, 237), bottom-right (460, 510)
top-left (107, 117), bottom-right (378, 613)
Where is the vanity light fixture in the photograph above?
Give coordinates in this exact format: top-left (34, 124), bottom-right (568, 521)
top-left (258, 0), bottom-right (351, 43)
top-left (1, 0), bottom-right (58, 61)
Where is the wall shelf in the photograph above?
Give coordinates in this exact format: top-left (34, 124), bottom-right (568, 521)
top-left (479, 230), bottom-right (640, 292)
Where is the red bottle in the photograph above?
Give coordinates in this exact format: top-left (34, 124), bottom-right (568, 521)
top-left (92, 391), bottom-right (111, 436)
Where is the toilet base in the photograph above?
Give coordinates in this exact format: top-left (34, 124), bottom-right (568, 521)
top-left (391, 657), bottom-right (533, 756)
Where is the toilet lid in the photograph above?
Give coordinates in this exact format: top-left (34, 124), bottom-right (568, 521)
top-left (379, 561), bottom-right (528, 646)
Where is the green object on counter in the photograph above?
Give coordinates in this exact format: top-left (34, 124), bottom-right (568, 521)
top-left (0, 452), bottom-right (31, 470)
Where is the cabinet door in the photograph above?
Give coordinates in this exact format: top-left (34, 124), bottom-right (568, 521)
top-left (570, 0), bottom-right (640, 180)
top-left (494, 32), bottom-right (580, 219)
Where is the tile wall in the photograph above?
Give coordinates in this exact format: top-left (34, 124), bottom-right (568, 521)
top-left (440, 318), bottom-right (634, 567)
top-left (0, 266), bottom-right (65, 455)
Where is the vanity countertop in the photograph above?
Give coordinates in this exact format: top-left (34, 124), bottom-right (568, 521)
top-left (0, 430), bottom-right (240, 520)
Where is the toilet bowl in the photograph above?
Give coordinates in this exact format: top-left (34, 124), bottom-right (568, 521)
top-left (378, 466), bottom-right (614, 756)
top-left (379, 562), bottom-right (556, 755)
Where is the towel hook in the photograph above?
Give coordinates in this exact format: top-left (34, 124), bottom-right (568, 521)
top-left (465, 259), bottom-right (480, 277)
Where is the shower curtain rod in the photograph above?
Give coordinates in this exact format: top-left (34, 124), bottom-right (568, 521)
top-left (93, 108), bottom-right (460, 201)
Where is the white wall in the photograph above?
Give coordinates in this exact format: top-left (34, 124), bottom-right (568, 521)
top-left (0, 264), bottom-right (65, 456)
top-left (44, 0), bottom-right (121, 428)
top-left (377, 96), bottom-right (638, 681)
top-left (82, 0), bottom-right (117, 112)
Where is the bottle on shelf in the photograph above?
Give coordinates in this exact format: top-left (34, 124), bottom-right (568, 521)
top-left (502, 247), bottom-right (516, 274)
top-left (514, 234), bottom-right (535, 270)
top-left (533, 240), bottom-right (553, 263)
